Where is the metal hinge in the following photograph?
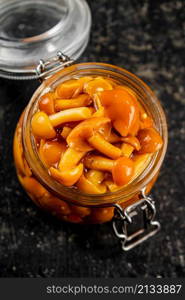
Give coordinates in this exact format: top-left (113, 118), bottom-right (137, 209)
top-left (112, 189), bottom-right (161, 251)
top-left (36, 51), bottom-right (74, 81)
top-left (0, 51), bottom-right (74, 80)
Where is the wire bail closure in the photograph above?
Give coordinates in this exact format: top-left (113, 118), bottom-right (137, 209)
top-left (0, 51), bottom-right (74, 80)
top-left (36, 51), bottom-right (74, 81)
top-left (112, 189), bottom-right (161, 251)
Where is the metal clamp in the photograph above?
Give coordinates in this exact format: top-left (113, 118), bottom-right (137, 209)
top-left (36, 51), bottom-right (74, 81)
top-left (112, 189), bottom-right (161, 251)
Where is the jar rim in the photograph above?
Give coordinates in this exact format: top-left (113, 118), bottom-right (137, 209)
top-left (22, 62), bottom-right (168, 207)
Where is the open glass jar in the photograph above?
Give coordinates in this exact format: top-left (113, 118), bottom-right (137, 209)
top-left (0, 0), bottom-right (167, 251)
top-left (13, 61), bottom-right (168, 251)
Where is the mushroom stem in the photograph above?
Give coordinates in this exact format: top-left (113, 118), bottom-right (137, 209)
top-left (49, 107), bottom-right (92, 127)
top-left (84, 155), bottom-right (115, 172)
top-left (121, 143), bottom-right (134, 157)
top-left (49, 163), bottom-right (83, 187)
top-left (88, 133), bottom-right (122, 159)
top-left (55, 94), bottom-right (91, 111)
top-left (77, 174), bottom-right (107, 194)
top-left (58, 148), bottom-right (86, 171)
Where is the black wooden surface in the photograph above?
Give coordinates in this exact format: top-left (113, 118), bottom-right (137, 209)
top-left (0, 0), bottom-right (185, 277)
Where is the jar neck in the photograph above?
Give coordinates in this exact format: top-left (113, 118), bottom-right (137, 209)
top-left (22, 62), bottom-right (168, 207)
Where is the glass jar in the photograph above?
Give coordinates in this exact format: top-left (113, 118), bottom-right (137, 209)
top-left (13, 62), bottom-right (168, 250)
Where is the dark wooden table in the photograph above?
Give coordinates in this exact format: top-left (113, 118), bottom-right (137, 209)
top-left (0, 0), bottom-right (185, 277)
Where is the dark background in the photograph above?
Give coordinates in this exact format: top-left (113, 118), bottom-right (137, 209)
top-left (0, 0), bottom-right (185, 277)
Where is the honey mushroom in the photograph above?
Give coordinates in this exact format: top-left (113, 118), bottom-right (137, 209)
top-left (77, 169), bottom-right (106, 194)
top-left (86, 169), bottom-right (105, 184)
top-left (66, 117), bottom-right (111, 151)
top-left (92, 105), bottom-right (105, 118)
top-left (32, 95), bottom-right (96, 186)
top-left (84, 154), bottom-right (129, 187)
top-left (121, 143), bottom-right (135, 158)
top-left (49, 107), bottom-right (92, 127)
top-left (83, 153), bottom-right (134, 188)
top-left (49, 116), bottom-right (113, 187)
top-left (55, 77), bottom-right (93, 99)
top-left (106, 131), bottom-right (122, 143)
top-left (98, 88), bottom-right (140, 137)
top-left (120, 136), bottom-right (141, 157)
top-left (39, 140), bottom-right (67, 167)
top-left (83, 130), bottom-right (148, 190)
top-left (55, 94), bottom-right (92, 111)
top-left (39, 92), bottom-right (55, 115)
top-left (60, 126), bottom-right (72, 139)
top-left (84, 77), bottom-right (113, 97)
top-left (30, 75), bottom-right (163, 198)
top-left (87, 133), bottom-right (122, 159)
top-left (50, 147), bottom-right (86, 186)
top-left (137, 128), bottom-right (163, 154)
top-left (77, 174), bottom-right (107, 194)
top-left (39, 77), bottom-right (94, 115)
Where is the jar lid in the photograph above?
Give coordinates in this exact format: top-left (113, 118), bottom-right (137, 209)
top-left (0, 0), bottom-right (91, 80)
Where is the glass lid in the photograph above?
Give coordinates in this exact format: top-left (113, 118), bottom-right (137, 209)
top-left (0, 0), bottom-right (91, 79)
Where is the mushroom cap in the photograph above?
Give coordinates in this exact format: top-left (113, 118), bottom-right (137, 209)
top-left (31, 111), bottom-right (56, 139)
top-left (99, 88), bottom-right (140, 137)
